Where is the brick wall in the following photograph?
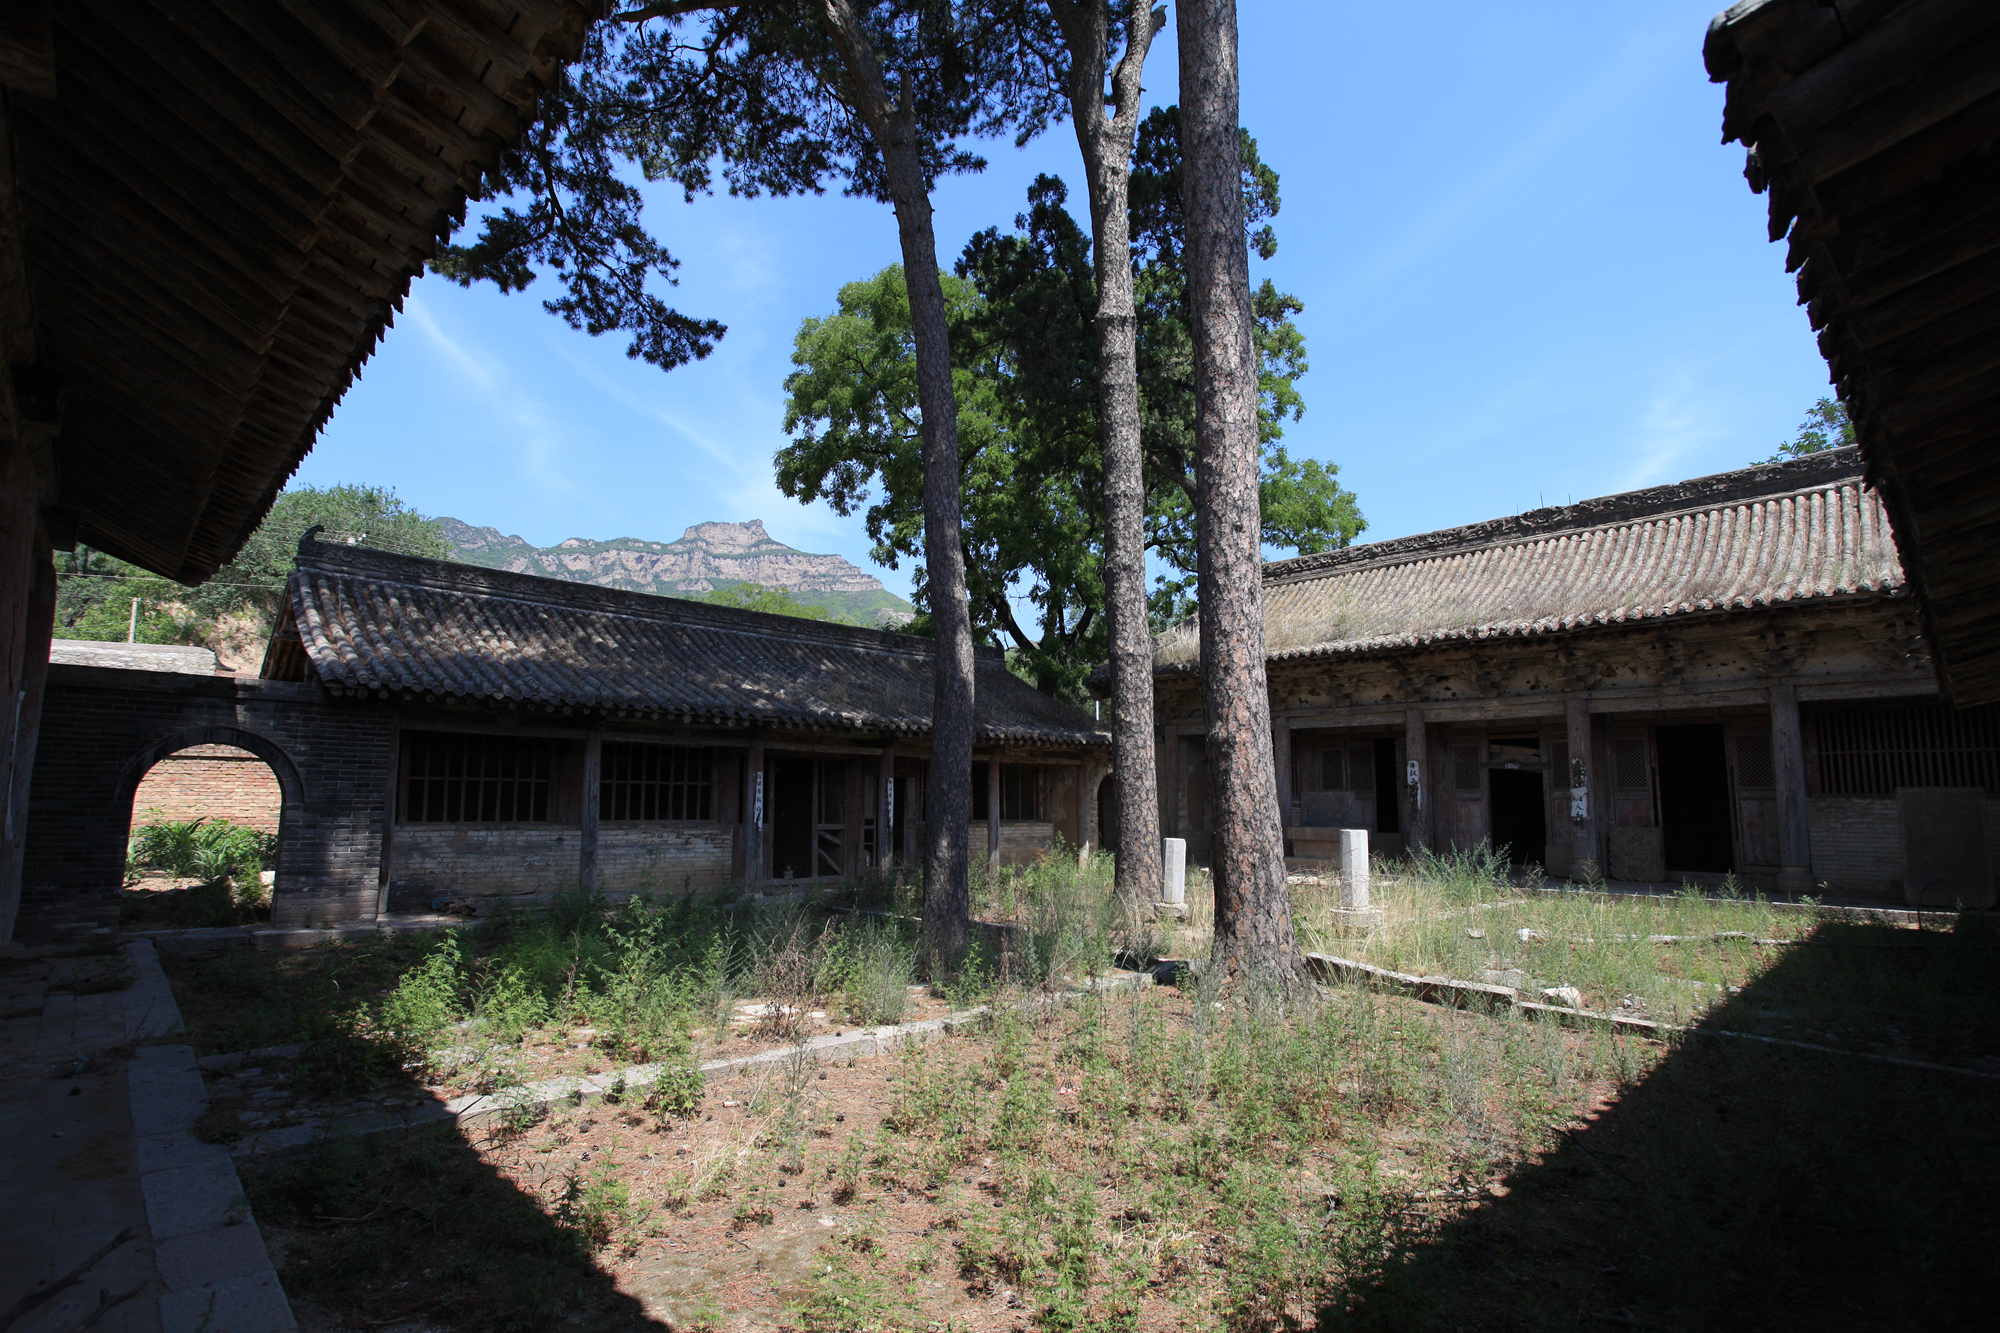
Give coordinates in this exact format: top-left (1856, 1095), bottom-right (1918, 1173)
top-left (129, 745), bottom-right (283, 834)
top-left (598, 824), bottom-right (733, 894)
top-left (996, 821), bottom-right (1055, 868)
top-left (22, 664), bottom-right (395, 939)
top-left (389, 825), bottom-right (584, 901)
top-left (1806, 794), bottom-right (2000, 901)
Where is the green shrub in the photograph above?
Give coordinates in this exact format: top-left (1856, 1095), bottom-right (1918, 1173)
top-left (128, 815), bottom-right (275, 922)
top-left (475, 964), bottom-right (549, 1045)
top-left (379, 935), bottom-right (465, 1061)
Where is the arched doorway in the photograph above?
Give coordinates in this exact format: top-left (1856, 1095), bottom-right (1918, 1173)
top-left (117, 727), bottom-right (303, 928)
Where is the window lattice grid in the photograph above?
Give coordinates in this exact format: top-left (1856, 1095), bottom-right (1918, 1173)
top-left (1548, 741), bottom-right (1571, 788)
top-left (1612, 737), bottom-right (1651, 792)
top-left (402, 733), bottom-right (553, 823)
top-left (600, 743), bottom-right (714, 821)
top-left (1320, 747), bottom-right (1346, 791)
top-left (1000, 765), bottom-right (1044, 821)
top-left (1733, 734), bottom-right (1776, 790)
top-left (1452, 743), bottom-right (1483, 792)
top-left (1812, 704), bottom-right (2000, 796)
top-left (1349, 746), bottom-right (1375, 792)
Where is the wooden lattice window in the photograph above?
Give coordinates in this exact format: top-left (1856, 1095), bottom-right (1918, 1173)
top-left (1000, 765), bottom-right (1044, 820)
top-left (1733, 734), bottom-right (1776, 791)
top-left (1548, 740), bottom-right (1570, 786)
top-left (1452, 743), bottom-right (1483, 792)
top-left (1812, 704), bottom-right (2000, 795)
top-left (1612, 737), bottom-right (1651, 792)
top-left (601, 743), bottom-right (714, 821)
top-left (1320, 746), bottom-right (1346, 790)
top-left (1349, 746), bottom-right (1375, 792)
top-left (972, 764), bottom-right (1044, 820)
top-left (402, 732), bottom-right (553, 823)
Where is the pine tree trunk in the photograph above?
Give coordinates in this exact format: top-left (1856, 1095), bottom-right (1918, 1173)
top-left (821, 0), bottom-right (974, 967)
top-left (1175, 0), bottom-right (1297, 980)
top-left (1049, 0), bottom-right (1165, 904)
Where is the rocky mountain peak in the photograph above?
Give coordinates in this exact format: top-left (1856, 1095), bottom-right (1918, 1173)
top-left (678, 519), bottom-right (776, 552)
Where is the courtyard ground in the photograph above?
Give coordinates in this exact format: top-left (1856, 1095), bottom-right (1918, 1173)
top-left (147, 853), bottom-right (1999, 1332)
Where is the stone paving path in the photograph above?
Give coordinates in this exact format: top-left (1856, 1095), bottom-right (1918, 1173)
top-left (0, 939), bottom-right (294, 1333)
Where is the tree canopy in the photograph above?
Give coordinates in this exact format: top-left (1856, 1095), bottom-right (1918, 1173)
top-left (777, 118), bottom-right (1363, 699)
top-left (698, 582), bottom-right (834, 621)
top-left (1770, 397), bottom-right (1855, 462)
top-left (54, 485), bottom-right (447, 650)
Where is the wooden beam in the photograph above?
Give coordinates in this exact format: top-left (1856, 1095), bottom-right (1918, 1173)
top-left (0, 0), bottom-right (54, 99)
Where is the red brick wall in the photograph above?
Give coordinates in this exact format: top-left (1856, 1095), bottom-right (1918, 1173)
top-left (129, 744), bottom-right (282, 834)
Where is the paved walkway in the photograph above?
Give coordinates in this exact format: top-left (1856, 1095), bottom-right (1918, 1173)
top-left (0, 938), bottom-right (294, 1333)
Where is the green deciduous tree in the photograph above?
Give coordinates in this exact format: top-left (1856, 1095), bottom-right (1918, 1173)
top-left (437, 1), bottom-right (1068, 967)
top-left (778, 141), bottom-right (1361, 702)
top-left (55, 485), bottom-right (446, 649)
top-left (1769, 397), bottom-right (1855, 462)
top-left (699, 582), bottom-right (834, 621)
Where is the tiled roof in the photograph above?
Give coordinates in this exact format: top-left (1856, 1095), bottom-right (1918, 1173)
top-left (1154, 450), bottom-right (1903, 673)
top-left (271, 540), bottom-right (1107, 748)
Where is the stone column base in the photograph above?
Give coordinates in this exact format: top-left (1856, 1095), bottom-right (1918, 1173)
top-left (1776, 867), bottom-right (1815, 897)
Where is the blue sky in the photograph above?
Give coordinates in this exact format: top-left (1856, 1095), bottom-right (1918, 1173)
top-left (299, 1), bottom-right (1829, 602)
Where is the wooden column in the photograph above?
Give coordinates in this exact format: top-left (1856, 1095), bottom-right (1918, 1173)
top-left (1403, 709), bottom-right (1429, 852)
top-left (0, 527), bottom-right (52, 944)
top-left (578, 732), bottom-right (602, 893)
top-left (375, 724), bottom-right (400, 919)
top-left (987, 752), bottom-right (1002, 869)
top-left (878, 742), bottom-right (896, 869)
top-left (1078, 759), bottom-right (1102, 863)
top-left (843, 757), bottom-right (864, 880)
top-left (1564, 698), bottom-right (1600, 883)
top-left (1273, 720), bottom-right (1293, 848)
top-left (745, 739), bottom-right (766, 885)
top-left (902, 759), bottom-right (920, 865)
top-left (0, 447), bottom-right (43, 945)
top-left (1770, 684), bottom-right (1813, 896)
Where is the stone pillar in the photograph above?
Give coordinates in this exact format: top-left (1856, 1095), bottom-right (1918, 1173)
top-left (1339, 828), bottom-right (1370, 908)
top-left (1769, 684), bottom-right (1813, 896)
top-left (1564, 698), bottom-right (1600, 883)
top-left (1403, 708), bottom-right (1429, 853)
top-left (579, 732), bottom-right (601, 892)
top-left (745, 739), bottom-right (766, 885)
top-left (878, 742), bottom-right (896, 869)
top-left (987, 752), bottom-right (1002, 869)
top-left (1161, 836), bottom-right (1187, 906)
top-left (1273, 720), bottom-right (1293, 850)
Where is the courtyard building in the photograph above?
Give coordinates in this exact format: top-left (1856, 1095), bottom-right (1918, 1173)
top-left (18, 534), bottom-right (1108, 937)
top-left (1137, 448), bottom-right (1998, 907)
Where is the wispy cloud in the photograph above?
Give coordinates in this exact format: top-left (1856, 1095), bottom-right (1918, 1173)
top-left (1619, 371), bottom-right (1725, 490)
top-left (1326, 25), bottom-right (1679, 313)
top-left (404, 294), bottom-right (578, 496)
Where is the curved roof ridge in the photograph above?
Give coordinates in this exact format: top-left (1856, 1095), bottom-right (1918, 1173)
top-left (1264, 448), bottom-right (1867, 587)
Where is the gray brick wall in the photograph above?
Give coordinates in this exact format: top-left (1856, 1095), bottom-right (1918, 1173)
top-left (1806, 794), bottom-right (2000, 901)
top-left (390, 824), bottom-right (584, 899)
top-left (21, 665), bottom-right (393, 939)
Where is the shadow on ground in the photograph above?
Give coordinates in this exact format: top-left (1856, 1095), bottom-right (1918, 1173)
top-left (160, 937), bottom-right (675, 1333)
top-left (1333, 918), bottom-right (2000, 1331)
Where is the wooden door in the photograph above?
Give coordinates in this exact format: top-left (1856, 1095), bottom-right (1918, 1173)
top-left (1450, 738), bottom-right (1486, 850)
top-left (1728, 730), bottom-right (1780, 870)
